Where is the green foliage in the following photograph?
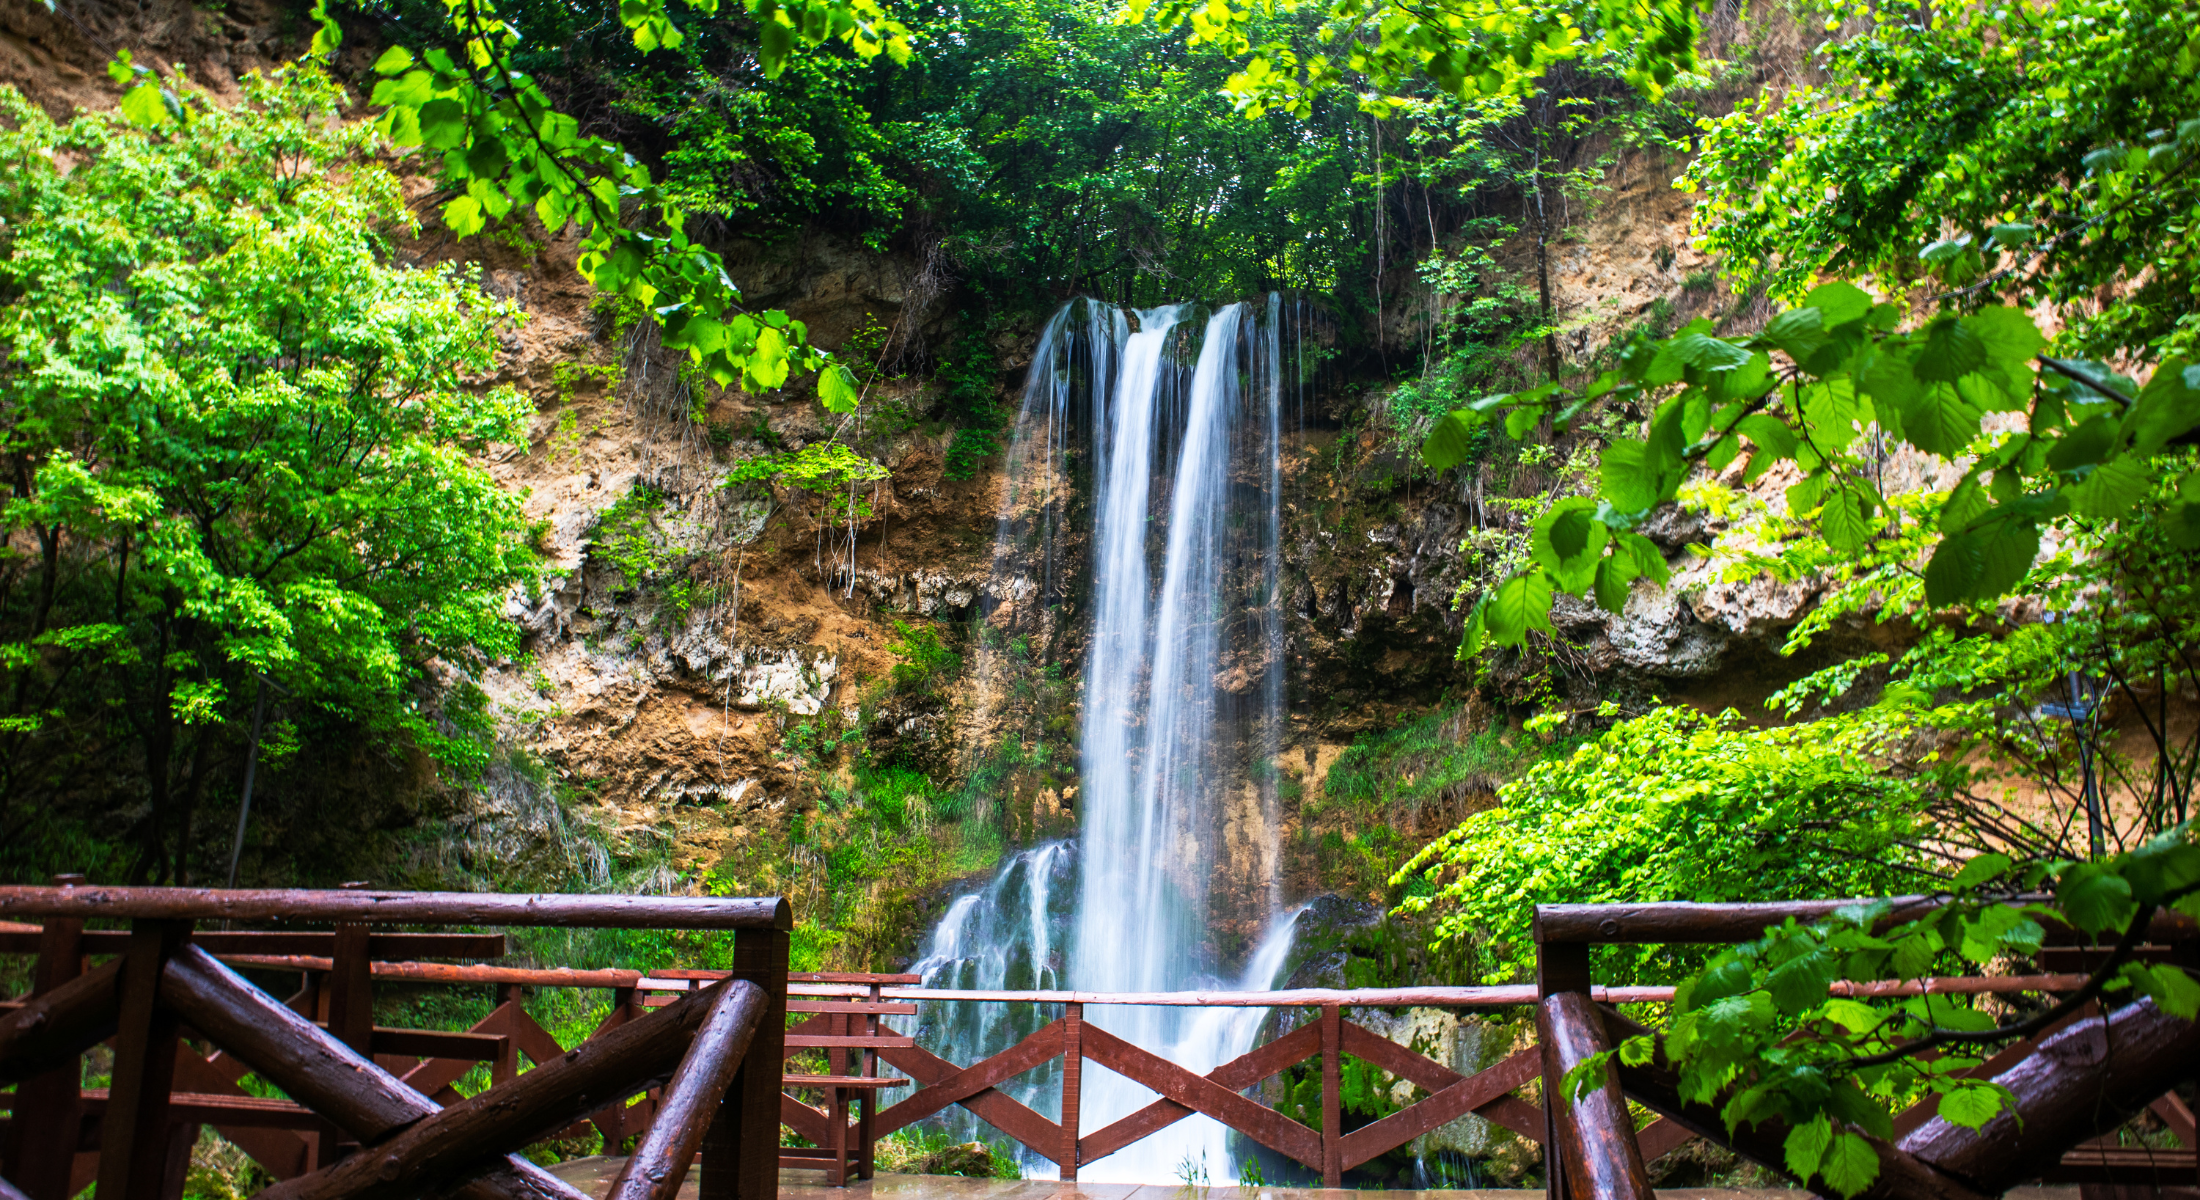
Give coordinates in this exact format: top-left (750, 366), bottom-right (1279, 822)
top-left (885, 620), bottom-right (962, 692)
top-left (1569, 833), bottom-right (2200, 1197)
top-left (1684, 0), bottom-right (2200, 362)
top-left (326, 0), bottom-right (885, 408)
top-left (1422, 290), bottom-right (2200, 651)
top-left (723, 441), bottom-right (889, 495)
top-left (0, 67), bottom-right (535, 875)
top-left (1126, 0), bottom-right (1702, 115)
top-left (589, 485), bottom-right (671, 584)
top-left (1391, 707), bottom-right (1933, 985)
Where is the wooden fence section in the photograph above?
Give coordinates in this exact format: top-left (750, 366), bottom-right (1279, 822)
top-left (1534, 900), bottom-right (2200, 1200)
top-left (0, 882), bottom-right (792, 1200)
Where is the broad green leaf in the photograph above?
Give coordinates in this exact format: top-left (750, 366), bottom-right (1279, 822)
top-left (1504, 406), bottom-right (1541, 439)
top-left (1592, 553), bottom-right (1640, 612)
top-left (2124, 963), bottom-right (2200, 1019)
top-left (1601, 438), bottom-right (1658, 513)
top-left (1820, 486), bottom-right (1875, 552)
top-left (1760, 307), bottom-right (1828, 360)
top-left (2124, 357), bottom-right (2200, 456)
top-left (2065, 458), bottom-right (2149, 520)
top-left (442, 195), bottom-right (486, 237)
top-left (373, 46), bottom-right (416, 74)
top-left (1963, 306), bottom-right (2047, 368)
top-left (1902, 382), bottom-right (1987, 459)
top-left (818, 362), bottom-right (861, 413)
top-left (1802, 281), bottom-right (1872, 327)
top-left (1483, 570), bottom-right (1556, 646)
top-left (1937, 1083), bottom-right (2005, 1130)
top-left (1618, 531), bottom-right (1672, 584)
top-left (1923, 518), bottom-right (2037, 605)
top-left (1422, 410), bottom-right (1482, 471)
top-left (1767, 949), bottom-right (1839, 1013)
top-left (1821, 998), bottom-right (1882, 1033)
top-left (1736, 413), bottom-right (1796, 457)
top-left (2046, 412), bottom-right (2120, 471)
top-left (1825, 1079), bottom-right (1893, 1141)
top-left (119, 82), bottom-right (169, 128)
top-left (1785, 1115), bottom-right (1833, 1180)
top-left (1673, 332), bottom-right (1753, 370)
top-left (2057, 864), bottom-right (2135, 936)
top-left (1950, 852), bottom-right (2012, 889)
top-left (1913, 316), bottom-right (1989, 383)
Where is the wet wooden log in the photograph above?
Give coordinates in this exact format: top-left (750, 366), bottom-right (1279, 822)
top-left (97, 920), bottom-right (191, 1200)
top-left (0, 958), bottom-right (121, 1083)
top-left (3, 889), bottom-right (88, 1200)
top-left (1537, 991), bottom-right (1652, 1200)
top-left (254, 980), bottom-right (752, 1200)
top-left (1900, 996), bottom-right (2200, 1191)
top-left (216, 956), bottom-right (641, 989)
top-left (604, 980), bottom-right (767, 1200)
top-left (0, 886), bottom-right (790, 931)
top-left (157, 946), bottom-right (587, 1200)
top-left (0, 931), bottom-right (504, 958)
top-left (1600, 1008), bottom-right (1995, 1200)
top-left (1, 1169), bottom-right (34, 1200)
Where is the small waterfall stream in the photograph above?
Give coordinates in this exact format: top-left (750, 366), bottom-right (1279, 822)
top-left (913, 297), bottom-right (1295, 1182)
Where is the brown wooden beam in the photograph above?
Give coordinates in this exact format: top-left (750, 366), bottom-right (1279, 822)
top-left (1901, 997), bottom-right (2200, 1192)
top-left (1538, 990), bottom-right (1652, 1200)
top-left (0, 932), bottom-right (506, 959)
top-left (0, 887), bottom-right (790, 931)
top-left (604, 980), bottom-right (767, 1200)
top-left (252, 980), bottom-right (749, 1200)
top-left (702, 928), bottom-right (786, 1200)
top-left (2, 882), bottom-right (87, 1200)
top-left (96, 920), bottom-right (192, 1200)
top-left (1599, 1008), bottom-right (1995, 1200)
top-left (0, 958), bottom-right (121, 1083)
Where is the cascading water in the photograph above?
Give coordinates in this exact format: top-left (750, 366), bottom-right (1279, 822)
top-left (914, 297), bottom-right (1294, 1182)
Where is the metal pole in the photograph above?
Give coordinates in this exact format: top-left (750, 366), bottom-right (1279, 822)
top-left (225, 678), bottom-right (270, 888)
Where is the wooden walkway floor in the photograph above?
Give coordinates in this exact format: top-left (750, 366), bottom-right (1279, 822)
top-left (544, 1159), bottom-right (2085, 1200)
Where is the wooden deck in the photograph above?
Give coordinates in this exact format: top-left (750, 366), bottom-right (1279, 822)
top-left (545, 1159), bottom-right (2088, 1200)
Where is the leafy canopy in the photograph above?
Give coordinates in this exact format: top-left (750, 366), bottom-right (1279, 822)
top-left (0, 66), bottom-right (538, 871)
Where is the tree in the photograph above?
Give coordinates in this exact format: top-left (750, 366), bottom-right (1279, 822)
top-left (0, 66), bottom-right (537, 881)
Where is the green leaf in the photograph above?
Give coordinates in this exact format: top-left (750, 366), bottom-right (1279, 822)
top-left (1903, 382), bottom-right (1988, 459)
top-left (1802, 281), bottom-right (1873, 328)
top-left (1767, 949), bottom-right (1838, 1013)
top-left (1760, 307), bottom-right (1828, 360)
top-left (1618, 531), bottom-right (1672, 584)
top-left (1504, 406), bottom-right (1541, 440)
top-left (1937, 1083), bottom-right (2005, 1130)
top-left (1964, 306), bottom-right (2047, 368)
top-left (1785, 1115), bottom-right (1833, 1180)
top-left (817, 362), bottom-right (861, 413)
top-left (1673, 331), bottom-right (1753, 370)
top-left (1825, 1079), bottom-right (1893, 1141)
top-left (1601, 438), bottom-right (1659, 513)
top-left (442, 195), bottom-right (486, 237)
top-left (1820, 486), bottom-right (1876, 552)
top-left (1592, 552), bottom-right (1640, 612)
top-left (2065, 458), bottom-right (2151, 520)
top-left (373, 45), bottom-right (416, 74)
top-left (1736, 413), bottom-right (1797, 458)
top-left (2057, 864), bottom-right (2136, 937)
top-left (119, 82), bottom-right (169, 128)
top-left (1913, 316), bottom-right (1989, 383)
top-left (1422, 410), bottom-right (1483, 471)
top-left (1821, 1127), bottom-right (1892, 1188)
top-left (1482, 570), bottom-right (1556, 646)
top-left (1950, 852), bottom-right (2012, 890)
top-left (2124, 963), bottom-right (2200, 1019)
top-left (2046, 412), bottom-right (2121, 471)
top-left (1923, 518), bottom-right (2037, 605)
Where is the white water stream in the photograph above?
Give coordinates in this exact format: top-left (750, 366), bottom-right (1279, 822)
top-left (912, 297), bottom-right (1293, 1182)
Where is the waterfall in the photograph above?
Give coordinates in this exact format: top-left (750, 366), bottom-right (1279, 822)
top-left (913, 298), bottom-right (1293, 1183)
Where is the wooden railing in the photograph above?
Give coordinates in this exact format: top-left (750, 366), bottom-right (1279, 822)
top-left (0, 881), bottom-right (791, 1200)
top-left (1533, 900), bottom-right (2200, 1200)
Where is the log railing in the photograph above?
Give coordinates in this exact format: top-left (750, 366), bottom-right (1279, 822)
top-left (0, 881), bottom-right (790, 1200)
top-left (1533, 900), bottom-right (2200, 1200)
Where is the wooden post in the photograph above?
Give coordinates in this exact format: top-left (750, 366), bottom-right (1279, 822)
top-left (1320, 1004), bottom-right (1341, 1188)
top-left (1535, 935), bottom-right (1651, 1200)
top-left (325, 923), bottom-right (372, 1057)
top-left (601, 982), bottom-right (766, 1200)
top-left (96, 918), bottom-right (192, 1200)
top-left (704, 928), bottom-right (787, 1200)
top-left (1059, 1002), bottom-right (1082, 1182)
top-left (2, 875), bottom-right (86, 1200)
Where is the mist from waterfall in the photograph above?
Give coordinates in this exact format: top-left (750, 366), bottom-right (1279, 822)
top-left (912, 297), bottom-right (1293, 1183)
